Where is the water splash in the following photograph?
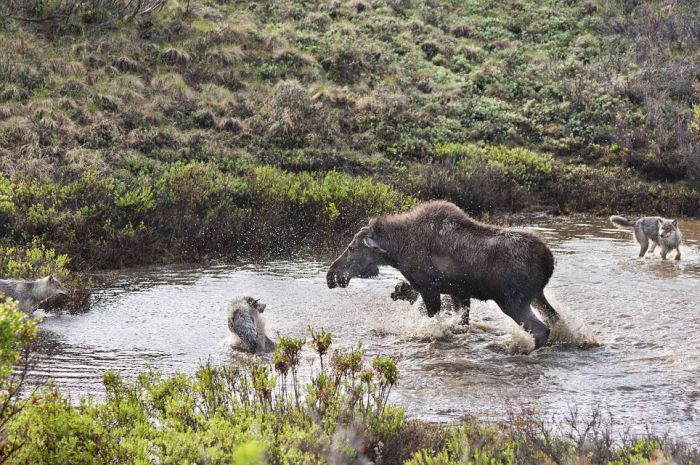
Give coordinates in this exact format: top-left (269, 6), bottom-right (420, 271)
top-left (505, 322), bottom-right (536, 354)
top-left (372, 299), bottom-right (464, 342)
top-left (544, 293), bottom-right (599, 349)
top-left (502, 293), bottom-right (598, 354)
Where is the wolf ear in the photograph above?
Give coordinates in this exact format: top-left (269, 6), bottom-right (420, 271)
top-left (672, 219), bottom-right (677, 226)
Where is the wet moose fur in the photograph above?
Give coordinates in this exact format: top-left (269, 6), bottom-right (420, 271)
top-left (327, 201), bottom-right (560, 349)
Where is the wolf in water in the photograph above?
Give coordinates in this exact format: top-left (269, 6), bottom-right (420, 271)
top-left (391, 280), bottom-right (471, 325)
top-left (610, 215), bottom-right (682, 260)
top-left (0, 275), bottom-right (68, 311)
top-left (227, 297), bottom-right (276, 353)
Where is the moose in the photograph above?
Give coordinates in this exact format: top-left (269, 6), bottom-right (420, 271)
top-left (327, 201), bottom-right (560, 349)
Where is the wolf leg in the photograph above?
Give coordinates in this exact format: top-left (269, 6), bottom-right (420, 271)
top-left (649, 242), bottom-right (657, 253)
top-left (675, 248), bottom-right (681, 261)
top-left (638, 238), bottom-right (649, 257)
top-left (635, 228), bottom-right (649, 257)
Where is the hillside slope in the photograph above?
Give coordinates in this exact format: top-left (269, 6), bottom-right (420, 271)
top-left (0, 0), bottom-right (699, 273)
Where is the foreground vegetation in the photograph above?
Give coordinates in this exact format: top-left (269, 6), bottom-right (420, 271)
top-left (1, 299), bottom-right (699, 464)
top-left (1, 0), bottom-right (699, 285)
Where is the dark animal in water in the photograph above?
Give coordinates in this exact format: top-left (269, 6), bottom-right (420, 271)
top-left (391, 280), bottom-right (471, 325)
top-left (391, 280), bottom-right (420, 304)
top-left (327, 200), bottom-right (560, 349)
top-left (227, 297), bottom-right (276, 353)
top-left (610, 215), bottom-right (682, 260)
top-left (0, 275), bottom-right (68, 312)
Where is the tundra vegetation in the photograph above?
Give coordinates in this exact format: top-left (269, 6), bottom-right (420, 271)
top-left (1, 0), bottom-right (699, 461)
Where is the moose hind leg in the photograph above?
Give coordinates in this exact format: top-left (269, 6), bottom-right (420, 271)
top-left (421, 290), bottom-right (442, 317)
top-left (532, 292), bottom-right (559, 325)
top-left (499, 299), bottom-right (550, 350)
top-left (450, 295), bottom-right (470, 325)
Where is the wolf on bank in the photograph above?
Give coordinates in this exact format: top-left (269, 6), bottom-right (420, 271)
top-left (0, 275), bottom-right (68, 312)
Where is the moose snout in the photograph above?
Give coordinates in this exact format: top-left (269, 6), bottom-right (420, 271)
top-left (327, 271), bottom-right (338, 289)
top-left (327, 270), bottom-right (349, 288)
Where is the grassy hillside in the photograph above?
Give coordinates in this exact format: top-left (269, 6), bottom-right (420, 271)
top-left (1, 0), bottom-right (699, 274)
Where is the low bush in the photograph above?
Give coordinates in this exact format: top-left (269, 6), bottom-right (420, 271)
top-left (5, 328), bottom-right (407, 464)
top-left (1, 164), bottom-right (415, 268)
top-left (435, 143), bottom-right (555, 190)
top-left (0, 299), bottom-right (38, 462)
top-left (0, 240), bottom-right (70, 280)
top-left (547, 164), bottom-right (700, 216)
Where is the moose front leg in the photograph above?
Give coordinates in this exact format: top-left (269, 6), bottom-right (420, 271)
top-left (421, 290), bottom-right (442, 317)
top-left (450, 295), bottom-right (471, 325)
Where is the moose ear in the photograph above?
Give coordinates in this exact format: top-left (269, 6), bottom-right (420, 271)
top-left (363, 237), bottom-right (386, 252)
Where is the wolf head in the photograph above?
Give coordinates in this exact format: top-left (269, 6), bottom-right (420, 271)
top-left (658, 219), bottom-right (678, 239)
top-left (35, 275), bottom-right (69, 301)
top-left (243, 296), bottom-right (266, 313)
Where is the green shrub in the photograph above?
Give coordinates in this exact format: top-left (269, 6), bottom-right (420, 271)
top-left (0, 299), bottom-right (38, 463)
top-left (5, 328), bottom-right (404, 464)
top-left (0, 174), bottom-right (14, 217)
top-left (0, 239), bottom-right (70, 280)
top-left (2, 326), bottom-right (698, 464)
top-left (247, 165), bottom-right (415, 230)
top-left (0, 298), bottom-right (36, 379)
top-left (435, 143), bottom-right (555, 189)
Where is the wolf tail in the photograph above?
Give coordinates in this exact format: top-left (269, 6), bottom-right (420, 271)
top-left (610, 215), bottom-right (635, 228)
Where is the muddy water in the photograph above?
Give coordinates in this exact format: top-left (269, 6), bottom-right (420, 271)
top-left (30, 216), bottom-right (700, 440)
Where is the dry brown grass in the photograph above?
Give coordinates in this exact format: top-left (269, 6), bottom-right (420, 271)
top-left (162, 47), bottom-right (191, 65)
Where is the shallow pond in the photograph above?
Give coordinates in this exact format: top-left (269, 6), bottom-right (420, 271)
top-left (30, 216), bottom-right (700, 441)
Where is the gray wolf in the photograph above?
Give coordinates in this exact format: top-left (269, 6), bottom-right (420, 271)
top-left (391, 280), bottom-right (471, 325)
top-left (390, 280), bottom-right (419, 304)
top-left (327, 200), bottom-right (559, 349)
top-left (227, 296), bottom-right (276, 353)
top-left (0, 275), bottom-right (68, 312)
top-left (610, 215), bottom-right (682, 260)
